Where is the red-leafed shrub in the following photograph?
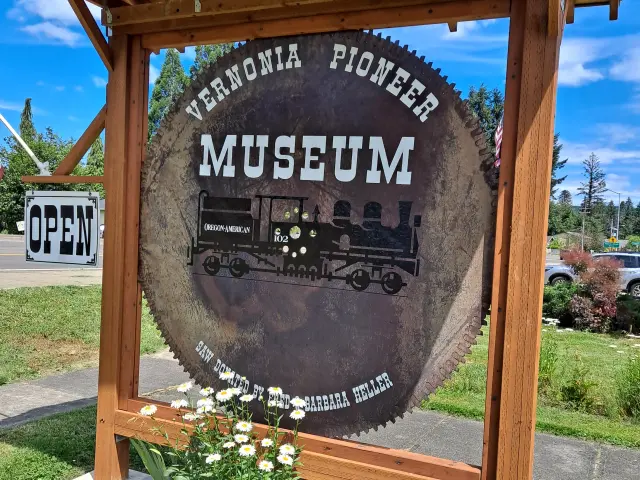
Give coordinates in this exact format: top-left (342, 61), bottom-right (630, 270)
top-left (562, 249), bottom-right (594, 275)
top-left (564, 252), bottom-right (621, 332)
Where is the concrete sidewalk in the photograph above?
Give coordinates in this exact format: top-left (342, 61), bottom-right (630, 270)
top-left (1, 354), bottom-right (638, 480)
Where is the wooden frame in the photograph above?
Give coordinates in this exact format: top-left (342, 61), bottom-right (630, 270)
top-left (35, 0), bottom-right (617, 478)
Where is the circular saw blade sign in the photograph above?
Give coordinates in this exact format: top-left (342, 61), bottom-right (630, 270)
top-left (140, 32), bottom-right (496, 436)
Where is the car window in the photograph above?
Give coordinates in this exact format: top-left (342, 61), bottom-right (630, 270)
top-left (613, 255), bottom-right (639, 268)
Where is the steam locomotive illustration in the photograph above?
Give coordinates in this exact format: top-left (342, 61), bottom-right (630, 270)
top-left (188, 191), bottom-right (421, 294)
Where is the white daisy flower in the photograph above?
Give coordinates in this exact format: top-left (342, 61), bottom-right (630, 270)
top-left (170, 399), bottom-right (188, 409)
top-left (258, 460), bottom-right (274, 472)
top-left (197, 397), bottom-right (214, 408)
top-left (279, 444), bottom-right (296, 456)
top-left (219, 371), bottom-right (234, 381)
top-left (196, 405), bottom-right (214, 414)
top-left (205, 453), bottom-right (221, 464)
top-left (261, 438), bottom-right (274, 447)
top-left (230, 387), bottom-right (242, 396)
top-left (290, 397), bottom-right (306, 408)
top-left (183, 413), bottom-right (202, 421)
top-left (234, 434), bottom-right (249, 444)
top-left (223, 441), bottom-right (236, 449)
top-left (139, 404), bottom-right (157, 416)
top-left (290, 409), bottom-right (305, 420)
top-left (277, 454), bottom-right (294, 466)
top-left (177, 382), bottom-right (193, 393)
top-left (238, 444), bottom-right (256, 457)
top-left (239, 394), bottom-right (254, 403)
top-left (199, 387), bottom-right (214, 397)
top-left (235, 421), bottom-right (253, 432)
top-left (259, 395), bottom-right (264, 401)
top-left (216, 390), bottom-right (233, 402)
top-left (268, 386), bottom-right (283, 396)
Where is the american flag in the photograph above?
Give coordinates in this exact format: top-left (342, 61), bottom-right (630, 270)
top-left (494, 114), bottom-right (504, 167)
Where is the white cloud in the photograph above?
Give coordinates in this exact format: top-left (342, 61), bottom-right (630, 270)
top-left (592, 124), bottom-right (640, 146)
top-left (21, 22), bottom-right (82, 47)
top-left (149, 65), bottom-right (160, 85)
top-left (610, 47), bottom-right (640, 83)
top-left (13, 0), bottom-right (101, 26)
top-left (558, 63), bottom-right (604, 86)
top-left (54, 86), bottom-right (65, 92)
top-left (558, 37), bottom-right (610, 87)
top-left (562, 141), bottom-right (640, 166)
top-left (68, 115), bottom-right (78, 121)
top-left (630, 87), bottom-right (640, 115)
top-left (92, 76), bottom-right (107, 87)
top-left (74, 85), bottom-right (83, 92)
top-left (0, 100), bottom-right (46, 115)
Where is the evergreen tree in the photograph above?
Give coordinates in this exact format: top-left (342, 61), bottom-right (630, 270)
top-left (550, 133), bottom-right (568, 198)
top-left (467, 85), bottom-right (567, 197)
top-left (558, 190), bottom-right (572, 205)
top-left (577, 153), bottom-right (606, 214)
top-left (189, 44), bottom-right (233, 80)
top-left (19, 98), bottom-right (36, 141)
top-left (148, 49), bottom-right (189, 140)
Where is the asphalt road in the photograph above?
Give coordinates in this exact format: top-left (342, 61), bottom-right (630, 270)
top-left (0, 235), bottom-right (103, 289)
top-left (0, 234), bottom-right (103, 270)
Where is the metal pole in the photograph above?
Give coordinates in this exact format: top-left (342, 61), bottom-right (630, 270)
top-left (0, 112), bottom-right (50, 175)
top-left (581, 211), bottom-right (585, 252)
top-left (616, 192), bottom-right (621, 240)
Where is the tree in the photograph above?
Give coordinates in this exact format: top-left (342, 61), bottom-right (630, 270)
top-left (467, 85), bottom-right (567, 197)
top-left (78, 137), bottom-right (105, 199)
top-left (558, 190), bottom-right (572, 205)
top-left (550, 133), bottom-right (568, 198)
top-left (148, 49), bottom-right (189, 140)
top-left (189, 44), bottom-right (233, 80)
top-left (0, 100), bottom-right (73, 233)
top-left (577, 153), bottom-right (606, 214)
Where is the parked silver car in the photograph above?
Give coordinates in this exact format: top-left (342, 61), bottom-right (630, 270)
top-left (544, 253), bottom-right (640, 297)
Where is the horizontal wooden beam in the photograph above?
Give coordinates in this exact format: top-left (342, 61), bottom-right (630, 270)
top-left (448, 21), bottom-right (458, 32)
top-left (140, 0), bottom-right (510, 50)
top-left (22, 175), bottom-right (104, 184)
top-left (123, 399), bottom-right (481, 480)
top-left (55, 105), bottom-right (106, 176)
top-left (104, 0), bottom-right (335, 26)
top-left (69, 0), bottom-right (113, 72)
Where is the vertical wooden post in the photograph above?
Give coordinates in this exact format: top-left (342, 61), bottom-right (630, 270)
top-left (94, 33), bottom-right (149, 479)
top-left (481, 0), bottom-right (562, 478)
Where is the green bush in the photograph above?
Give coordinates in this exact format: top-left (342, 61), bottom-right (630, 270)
top-left (443, 362), bottom-right (487, 394)
top-left (560, 355), bottom-right (598, 412)
top-left (616, 356), bottom-right (640, 419)
top-left (548, 239), bottom-right (562, 250)
top-left (542, 283), bottom-right (577, 321)
top-left (538, 335), bottom-right (558, 395)
top-left (616, 294), bottom-right (640, 333)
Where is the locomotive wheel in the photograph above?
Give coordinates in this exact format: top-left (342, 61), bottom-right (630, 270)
top-left (309, 266), bottom-right (318, 281)
top-left (203, 256), bottom-right (221, 276)
top-left (381, 272), bottom-right (403, 295)
top-left (229, 258), bottom-right (248, 278)
top-left (349, 269), bottom-right (371, 291)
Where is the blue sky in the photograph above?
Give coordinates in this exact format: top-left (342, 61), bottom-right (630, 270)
top-left (1, 1), bottom-right (639, 204)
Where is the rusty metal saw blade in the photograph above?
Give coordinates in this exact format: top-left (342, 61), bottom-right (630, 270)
top-left (139, 31), bottom-right (496, 436)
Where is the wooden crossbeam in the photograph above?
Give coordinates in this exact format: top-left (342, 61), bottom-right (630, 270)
top-left (21, 175), bottom-right (104, 183)
top-left (54, 105), bottom-right (107, 176)
top-left (448, 22), bottom-right (458, 32)
top-left (140, 0), bottom-right (511, 50)
top-left (120, 399), bottom-right (481, 480)
top-left (103, 0), bottom-right (335, 26)
top-left (68, 0), bottom-right (113, 72)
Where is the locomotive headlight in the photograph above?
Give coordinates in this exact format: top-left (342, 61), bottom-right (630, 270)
top-left (292, 252), bottom-right (297, 258)
top-left (275, 228), bottom-right (281, 235)
top-left (290, 225), bottom-right (301, 239)
top-left (309, 229), bottom-right (317, 238)
top-left (282, 245), bottom-right (289, 253)
top-left (300, 246), bottom-right (307, 255)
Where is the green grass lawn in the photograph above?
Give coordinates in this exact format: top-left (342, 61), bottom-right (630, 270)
top-left (423, 324), bottom-right (640, 448)
top-left (0, 406), bottom-right (145, 480)
top-left (0, 286), bottom-right (166, 385)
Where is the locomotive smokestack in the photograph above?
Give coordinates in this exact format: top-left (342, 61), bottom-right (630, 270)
top-left (398, 201), bottom-right (412, 226)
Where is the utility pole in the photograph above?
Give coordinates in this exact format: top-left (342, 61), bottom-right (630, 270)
top-left (604, 188), bottom-right (621, 241)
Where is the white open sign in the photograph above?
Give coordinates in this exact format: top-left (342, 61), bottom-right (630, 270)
top-left (24, 191), bottom-right (101, 266)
